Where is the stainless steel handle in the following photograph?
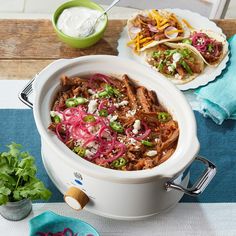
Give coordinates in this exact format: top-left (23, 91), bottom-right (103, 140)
top-left (18, 76), bottom-right (36, 109)
top-left (165, 156), bottom-right (216, 196)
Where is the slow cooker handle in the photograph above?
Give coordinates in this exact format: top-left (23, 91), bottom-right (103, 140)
top-left (18, 76), bottom-right (36, 108)
top-left (165, 156), bottom-right (216, 196)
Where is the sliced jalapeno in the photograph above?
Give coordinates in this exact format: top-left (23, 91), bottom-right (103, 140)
top-left (111, 157), bottom-right (127, 168)
top-left (157, 112), bottom-right (171, 123)
top-left (180, 60), bottom-right (193, 75)
top-left (76, 97), bottom-right (87, 104)
top-left (53, 115), bottom-right (61, 124)
top-left (110, 121), bottom-right (124, 133)
top-left (84, 115), bottom-right (96, 122)
top-left (66, 98), bottom-right (79, 108)
top-left (98, 90), bottom-right (109, 98)
top-left (141, 140), bottom-right (153, 147)
top-left (98, 109), bottom-right (108, 117)
top-left (73, 146), bottom-right (86, 157)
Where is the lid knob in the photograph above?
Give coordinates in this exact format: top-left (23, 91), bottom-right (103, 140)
top-left (64, 187), bottom-right (89, 210)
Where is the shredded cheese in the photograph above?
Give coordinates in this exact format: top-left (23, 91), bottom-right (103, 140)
top-left (182, 18), bottom-right (194, 29)
top-left (166, 29), bottom-right (183, 35)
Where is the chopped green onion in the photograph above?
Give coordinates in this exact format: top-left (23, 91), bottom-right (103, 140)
top-left (84, 115), bottom-right (96, 122)
top-left (53, 115), bottom-right (61, 124)
top-left (110, 121), bottom-right (124, 133)
top-left (98, 109), bottom-right (109, 117)
top-left (180, 60), bottom-right (193, 75)
top-left (66, 98), bottom-right (79, 108)
top-left (98, 84), bottom-right (121, 98)
top-left (156, 60), bottom-right (164, 72)
top-left (73, 146), bottom-right (86, 157)
top-left (207, 44), bottom-right (214, 52)
top-left (152, 51), bottom-right (161, 58)
top-left (76, 97), bottom-right (87, 104)
top-left (141, 140), bottom-right (153, 147)
top-left (105, 84), bottom-right (114, 95)
top-left (111, 157), bottom-right (127, 168)
top-left (113, 88), bottom-right (121, 97)
top-left (182, 38), bottom-right (192, 45)
top-left (98, 90), bottom-right (109, 98)
top-left (157, 112), bottom-right (171, 123)
top-left (180, 48), bottom-right (191, 58)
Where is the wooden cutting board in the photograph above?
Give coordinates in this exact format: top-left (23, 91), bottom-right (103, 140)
top-left (0, 19), bottom-right (235, 80)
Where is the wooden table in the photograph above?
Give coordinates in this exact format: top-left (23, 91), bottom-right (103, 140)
top-left (1, 19), bottom-right (236, 236)
top-left (0, 19), bottom-right (235, 81)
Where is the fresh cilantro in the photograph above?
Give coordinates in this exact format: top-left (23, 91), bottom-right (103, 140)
top-left (0, 143), bottom-right (51, 205)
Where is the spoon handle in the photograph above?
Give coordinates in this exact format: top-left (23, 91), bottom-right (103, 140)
top-left (98, 0), bottom-right (121, 19)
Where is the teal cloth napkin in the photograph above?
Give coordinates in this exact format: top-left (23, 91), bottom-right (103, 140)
top-left (195, 35), bottom-right (236, 125)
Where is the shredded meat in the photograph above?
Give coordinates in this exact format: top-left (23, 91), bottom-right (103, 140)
top-left (49, 73), bottom-right (179, 171)
top-left (122, 74), bottom-right (138, 109)
top-left (136, 86), bottom-right (152, 112)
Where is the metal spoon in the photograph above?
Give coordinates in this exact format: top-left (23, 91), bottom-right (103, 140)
top-left (84, 0), bottom-right (121, 37)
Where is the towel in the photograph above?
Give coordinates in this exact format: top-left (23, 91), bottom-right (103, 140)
top-left (195, 35), bottom-right (236, 125)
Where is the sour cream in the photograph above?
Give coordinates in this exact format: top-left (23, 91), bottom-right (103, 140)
top-left (57, 7), bottom-right (105, 38)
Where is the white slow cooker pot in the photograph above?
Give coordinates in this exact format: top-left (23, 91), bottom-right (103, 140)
top-left (19, 55), bottom-right (216, 220)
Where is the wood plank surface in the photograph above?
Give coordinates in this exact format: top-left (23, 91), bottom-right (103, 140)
top-left (0, 19), bottom-right (235, 80)
top-left (0, 19), bottom-right (126, 60)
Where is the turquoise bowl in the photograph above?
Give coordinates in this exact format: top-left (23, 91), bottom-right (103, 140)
top-left (29, 211), bottom-right (99, 236)
top-left (52, 0), bottom-right (108, 48)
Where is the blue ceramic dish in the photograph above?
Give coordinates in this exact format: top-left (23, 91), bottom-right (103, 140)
top-left (29, 211), bottom-right (99, 236)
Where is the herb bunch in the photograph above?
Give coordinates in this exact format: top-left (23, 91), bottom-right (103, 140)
top-left (0, 143), bottom-right (51, 205)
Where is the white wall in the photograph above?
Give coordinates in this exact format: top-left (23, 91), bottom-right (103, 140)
top-left (0, 0), bottom-right (235, 18)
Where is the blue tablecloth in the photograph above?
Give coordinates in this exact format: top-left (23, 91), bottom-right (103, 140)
top-left (0, 109), bottom-right (236, 203)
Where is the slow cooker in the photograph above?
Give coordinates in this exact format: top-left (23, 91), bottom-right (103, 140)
top-left (19, 55), bottom-right (216, 220)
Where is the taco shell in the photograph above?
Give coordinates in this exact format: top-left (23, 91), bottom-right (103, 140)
top-left (181, 29), bottom-right (228, 67)
top-left (127, 9), bottom-right (191, 52)
top-left (143, 42), bottom-right (205, 85)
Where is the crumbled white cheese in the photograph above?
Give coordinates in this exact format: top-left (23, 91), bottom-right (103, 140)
top-left (50, 111), bottom-right (63, 119)
top-left (114, 100), bottom-right (129, 108)
top-left (126, 109), bottom-right (136, 117)
top-left (132, 120), bottom-right (141, 134)
top-left (167, 66), bottom-right (174, 72)
top-left (87, 100), bottom-right (98, 113)
top-left (108, 115), bottom-right (118, 122)
top-left (88, 89), bottom-right (96, 95)
top-left (173, 52), bottom-right (182, 63)
top-left (129, 138), bottom-right (137, 145)
top-left (154, 138), bottom-right (160, 143)
top-left (174, 74), bottom-right (182, 80)
top-left (146, 150), bottom-right (158, 157)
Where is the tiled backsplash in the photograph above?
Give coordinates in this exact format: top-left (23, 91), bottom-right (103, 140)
top-left (0, 0), bottom-right (235, 18)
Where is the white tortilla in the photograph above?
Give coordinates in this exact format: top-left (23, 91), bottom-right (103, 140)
top-left (181, 29), bottom-right (228, 67)
top-left (127, 9), bottom-right (191, 52)
top-left (143, 42), bottom-right (205, 85)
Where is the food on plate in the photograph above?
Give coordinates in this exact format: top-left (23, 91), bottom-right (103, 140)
top-left (36, 228), bottom-right (93, 236)
top-left (48, 73), bottom-right (179, 171)
top-left (144, 42), bottom-right (205, 84)
top-left (57, 6), bottom-right (106, 38)
top-left (180, 30), bottom-right (228, 66)
top-left (127, 9), bottom-right (190, 52)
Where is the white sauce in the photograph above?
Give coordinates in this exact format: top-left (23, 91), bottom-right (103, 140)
top-left (57, 7), bottom-right (105, 38)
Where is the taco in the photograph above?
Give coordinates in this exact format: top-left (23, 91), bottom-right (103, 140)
top-left (144, 42), bottom-right (205, 84)
top-left (180, 30), bottom-right (228, 67)
top-left (127, 9), bottom-right (190, 52)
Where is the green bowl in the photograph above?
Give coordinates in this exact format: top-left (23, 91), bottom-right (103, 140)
top-left (52, 0), bottom-right (108, 48)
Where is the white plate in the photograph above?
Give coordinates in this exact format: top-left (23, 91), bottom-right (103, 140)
top-left (117, 8), bottom-right (229, 91)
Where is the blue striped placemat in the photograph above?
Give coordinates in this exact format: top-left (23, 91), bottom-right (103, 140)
top-left (1, 109), bottom-right (236, 203)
